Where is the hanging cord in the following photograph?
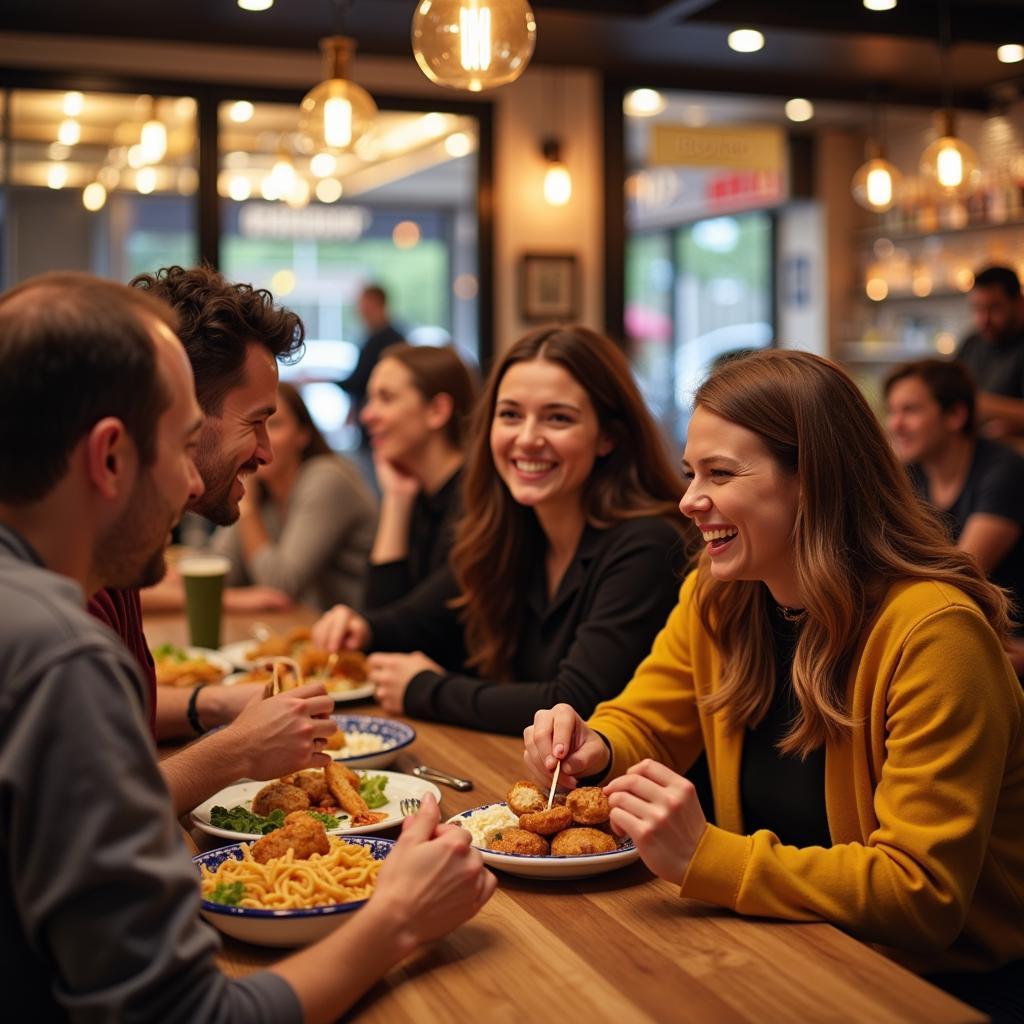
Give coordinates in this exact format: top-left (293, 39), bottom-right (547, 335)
top-left (938, 0), bottom-right (953, 113)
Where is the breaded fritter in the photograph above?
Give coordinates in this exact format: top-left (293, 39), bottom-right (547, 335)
top-left (506, 781), bottom-right (546, 816)
top-left (566, 786), bottom-right (611, 825)
top-left (324, 763), bottom-right (384, 826)
top-left (488, 827), bottom-right (550, 856)
top-left (251, 781), bottom-right (310, 817)
top-left (518, 805), bottom-right (573, 836)
top-left (550, 827), bottom-right (617, 856)
top-left (250, 811), bottom-right (330, 864)
top-left (281, 770), bottom-right (330, 806)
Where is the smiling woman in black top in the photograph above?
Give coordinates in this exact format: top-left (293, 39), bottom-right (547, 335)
top-left (359, 343), bottom-right (477, 610)
top-left (313, 325), bottom-right (693, 734)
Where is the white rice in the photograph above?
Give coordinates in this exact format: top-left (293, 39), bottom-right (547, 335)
top-left (337, 731), bottom-right (388, 756)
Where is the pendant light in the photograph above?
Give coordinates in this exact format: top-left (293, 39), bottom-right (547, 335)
top-left (411, 0), bottom-right (537, 92)
top-left (919, 1), bottom-right (979, 199)
top-left (299, 34), bottom-right (377, 154)
top-left (542, 140), bottom-right (571, 206)
top-left (139, 99), bottom-right (167, 165)
top-left (851, 104), bottom-right (902, 213)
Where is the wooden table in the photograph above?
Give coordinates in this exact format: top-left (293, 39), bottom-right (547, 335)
top-left (146, 610), bottom-right (984, 1024)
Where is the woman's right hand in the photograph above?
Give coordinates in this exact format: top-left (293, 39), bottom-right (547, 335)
top-left (311, 604), bottom-right (372, 652)
top-left (369, 794), bottom-right (496, 953)
top-left (523, 703), bottom-right (610, 789)
top-left (373, 452), bottom-right (421, 502)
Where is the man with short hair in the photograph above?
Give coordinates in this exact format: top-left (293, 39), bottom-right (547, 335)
top-left (957, 265), bottom-right (1024, 437)
top-left (886, 357), bottom-right (1024, 673)
top-left (0, 272), bottom-right (494, 1021)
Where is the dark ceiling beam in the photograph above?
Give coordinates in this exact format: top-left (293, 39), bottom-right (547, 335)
top-left (644, 0), bottom-right (721, 21)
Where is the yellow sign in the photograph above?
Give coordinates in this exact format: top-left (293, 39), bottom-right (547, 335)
top-left (650, 124), bottom-right (785, 172)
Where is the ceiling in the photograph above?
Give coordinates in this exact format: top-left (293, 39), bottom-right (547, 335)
top-left (3, 1), bottom-right (1024, 107)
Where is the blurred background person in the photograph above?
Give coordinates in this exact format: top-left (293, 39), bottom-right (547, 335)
top-left (211, 382), bottom-right (376, 612)
top-left (339, 284), bottom-right (405, 457)
top-left (313, 325), bottom-right (693, 736)
top-left (957, 265), bottom-right (1024, 438)
top-left (361, 343), bottom-right (477, 610)
top-left (886, 358), bottom-right (1024, 675)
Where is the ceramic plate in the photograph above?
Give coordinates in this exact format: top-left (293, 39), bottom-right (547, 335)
top-left (191, 770), bottom-right (440, 842)
top-left (195, 836), bottom-right (394, 947)
top-left (448, 802), bottom-right (641, 879)
top-left (221, 671), bottom-right (375, 705)
top-left (325, 714), bottom-right (415, 769)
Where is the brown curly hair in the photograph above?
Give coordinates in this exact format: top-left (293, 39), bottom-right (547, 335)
top-left (130, 264), bottom-right (304, 415)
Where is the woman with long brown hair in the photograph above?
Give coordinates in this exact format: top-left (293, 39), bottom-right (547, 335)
top-left (212, 382), bottom-right (377, 611)
top-left (313, 325), bottom-right (691, 734)
top-left (360, 343), bottom-right (476, 609)
top-left (524, 349), bottom-right (1024, 1019)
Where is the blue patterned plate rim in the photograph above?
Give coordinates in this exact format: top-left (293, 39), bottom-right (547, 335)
top-left (450, 803), bottom-right (637, 860)
top-left (194, 835), bottom-right (395, 918)
top-left (329, 714), bottom-right (416, 759)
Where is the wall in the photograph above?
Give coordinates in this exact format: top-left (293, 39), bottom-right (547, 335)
top-left (0, 32), bottom-right (605, 354)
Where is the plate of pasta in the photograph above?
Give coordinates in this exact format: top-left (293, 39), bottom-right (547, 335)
top-left (195, 834), bottom-right (394, 947)
top-left (191, 766), bottom-right (440, 842)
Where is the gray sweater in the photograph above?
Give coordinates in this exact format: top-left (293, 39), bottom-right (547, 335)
top-left (212, 454), bottom-right (376, 611)
top-left (0, 525), bottom-right (300, 1023)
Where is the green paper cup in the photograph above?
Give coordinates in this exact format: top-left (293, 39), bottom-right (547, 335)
top-left (179, 555), bottom-right (231, 650)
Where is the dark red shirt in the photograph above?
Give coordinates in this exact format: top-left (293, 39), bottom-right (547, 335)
top-left (87, 587), bottom-right (156, 738)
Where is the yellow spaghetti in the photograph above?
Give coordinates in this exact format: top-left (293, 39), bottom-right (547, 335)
top-left (200, 837), bottom-right (381, 910)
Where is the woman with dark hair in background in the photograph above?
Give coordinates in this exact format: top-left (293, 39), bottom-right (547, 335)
top-left (313, 325), bottom-right (693, 735)
top-left (360, 343), bottom-right (477, 609)
top-left (524, 349), bottom-right (1024, 1022)
top-left (212, 382), bottom-right (376, 611)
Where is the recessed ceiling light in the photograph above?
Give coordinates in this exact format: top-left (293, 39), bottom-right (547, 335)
top-left (997, 44), bottom-right (1024, 64)
top-left (238, 0), bottom-right (273, 11)
top-left (728, 29), bottom-right (764, 53)
top-left (863, 0), bottom-right (897, 10)
top-left (785, 98), bottom-right (815, 122)
top-left (623, 88), bottom-right (667, 117)
top-left (228, 101), bottom-right (255, 123)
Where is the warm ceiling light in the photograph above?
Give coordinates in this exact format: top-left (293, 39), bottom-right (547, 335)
top-left (542, 139), bottom-right (572, 207)
top-left (422, 112), bottom-right (448, 135)
top-left (238, 0), bottom-right (273, 10)
top-left (863, 0), bottom-right (897, 10)
top-left (919, 112), bottom-right (979, 197)
top-left (727, 28), bottom-right (764, 53)
top-left (47, 164), bottom-right (69, 190)
top-left (866, 277), bottom-right (888, 301)
top-left (310, 152), bottom-right (337, 178)
top-left (82, 181), bottom-right (107, 212)
top-left (785, 98), bottom-right (814, 122)
top-left (136, 167), bottom-right (157, 194)
top-left (63, 91), bottom-right (84, 116)
top-left (445, 131), bottom-right (474, 157)
top-left (852, 142), bottom-right (903, 213)
top-left (139, 117), bottom-right (168, 164)
top-left (228, 100), bottom-right (255, 123)
top-left (315, 177), bottom-right (343, 203)
top-left (228, 175), bottom-right (252, 201)
top-left (299, 36), bottom-right (377, 153)
top-left (997, 44), bottom-right (1024, 64)
top-left (623, 88), bottom-right (667, 118)
top-left (285, 177), bottom-right (311, 209)
top-left (412, 0), bottom-right (536, 92)
top-left (57, 119), bottom-right (80, 146)
top-left (269, 154), bottom-right (297, 196)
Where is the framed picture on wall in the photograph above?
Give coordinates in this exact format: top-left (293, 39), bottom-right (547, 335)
top-left (519, 252), bottom-right (579, 322)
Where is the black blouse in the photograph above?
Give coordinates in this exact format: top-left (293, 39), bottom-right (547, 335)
top-left (739, 608), bottom-right (831, 848)
top-left (362, 468), bottom-right (462, 610)
top-left (365, 515), bottom-right (686, 735)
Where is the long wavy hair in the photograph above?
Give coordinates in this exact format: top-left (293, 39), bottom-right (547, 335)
top-left (450, 325), bottom-right (691, 679)
top-left (693, 348), bottom-right (1011, 756)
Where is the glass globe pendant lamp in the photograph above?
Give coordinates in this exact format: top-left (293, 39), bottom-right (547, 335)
top-left (851, 141), bottom-right (903, 212)
top-left (919, 110), bottom-right (979, 198)
top-left (411, 0), bottom-right (537, 92)
top-left (299, 36), bottom-right (377, 153)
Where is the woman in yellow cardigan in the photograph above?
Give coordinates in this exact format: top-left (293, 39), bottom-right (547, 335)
top-left (524, 349), bottom-right (1024, 1020)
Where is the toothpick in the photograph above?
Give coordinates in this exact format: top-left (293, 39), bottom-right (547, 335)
top-left (271, 662), bottom-right (281, 697)
top-left (546, 759), bottom-right (562, 810)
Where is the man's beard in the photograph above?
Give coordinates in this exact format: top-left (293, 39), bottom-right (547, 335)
top-left (190, 430), bottom-right (259, 526)
top-left (94, 471), bottom-right (174, 590)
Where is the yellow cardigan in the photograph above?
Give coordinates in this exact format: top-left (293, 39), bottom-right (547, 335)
top-left (588, 570), bottom-right (1024, 974)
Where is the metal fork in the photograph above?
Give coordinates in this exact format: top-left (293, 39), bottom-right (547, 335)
top-left (400, 798), bottom-right (421, 816)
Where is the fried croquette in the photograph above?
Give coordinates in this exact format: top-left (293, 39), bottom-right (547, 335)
top-left (550, 827), bottom-right (618, 856)
top-left (250, 811), bottom-right (330, 864)
top-left (518, 804), bottom-right (573, 836)
top-left (251, 781), bottom-right (310, 817)
top-left (488, 828), bottom-right (550, 856)
top-left (324, 729), bottom-right (346, 751)
top-left (506, 781), bottom-right (546, 816)
top-left (281, 770), bottom-right (330, 806)
top-left (566, 786), bottom-right (611, 825)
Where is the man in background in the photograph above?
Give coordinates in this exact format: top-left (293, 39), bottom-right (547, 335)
top-left (339, 283), bottom-right (405, 451)
top-left (886, 357), bottom-right (1024, 675)
top-left (957, 265), bottom-right (1024, 438)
